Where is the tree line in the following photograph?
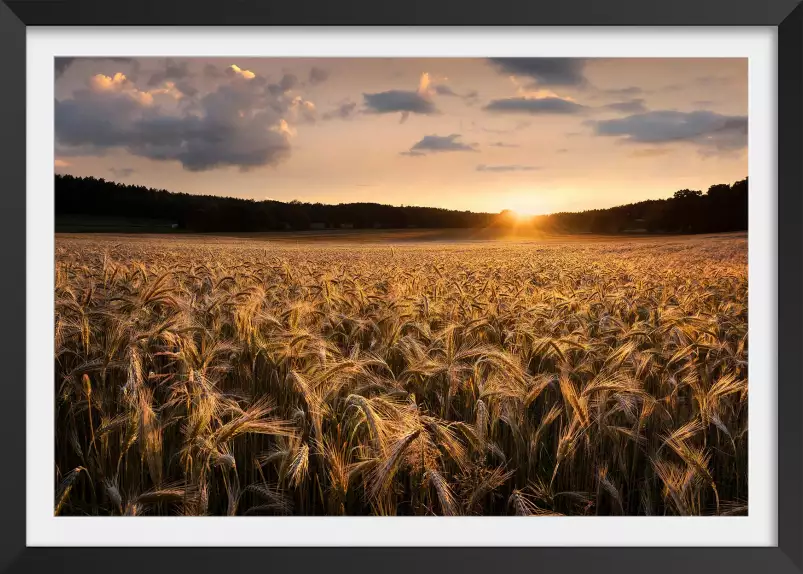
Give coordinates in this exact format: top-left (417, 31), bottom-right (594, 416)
top-left (533, 178), bottom-right (747, 234)
top-left (55, 174), bottom-right (747, 234)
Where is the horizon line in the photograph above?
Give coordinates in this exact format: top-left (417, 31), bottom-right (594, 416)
top-left (54, 173), bottom-right (749, 219)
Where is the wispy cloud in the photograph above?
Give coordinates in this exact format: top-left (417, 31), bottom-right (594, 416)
top-left (484, 96), bottom-right (586, 115)
top-left (322, 101), bottom-right (358, 121)
top-left (402, 134), bottom-right (477, 156)
top-left (602, 99), bottom-right (648, 114)
top-left (476, 164), bottom-right (538, 172)
top-left (109, 167), bottom-right (136, 177)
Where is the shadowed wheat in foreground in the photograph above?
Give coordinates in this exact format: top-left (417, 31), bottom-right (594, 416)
top-left (54, 234), bottom-right (747, 516)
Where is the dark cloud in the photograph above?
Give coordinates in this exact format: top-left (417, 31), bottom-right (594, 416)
top-left (433, 84), bottom-right (459, 97)
top-left (147, 58), bottom-right (192, 86)
top-left (109, 167), bottom-right (136, 178)
top-left (276, 74), bottom-right (300, 93)
top-left (144, 59), bottom-right (198, 97)
top-left (401, 134), bottom-right (477, 156)
top-left (267, 73), bottom-right (300, 95)
top-left (55, 57), bottom-right (137, 78)
top-left (476, 164), bottom-right (538, 172)
top-left (488, 58), bottom-right (587, 87)
top-left (281, 74), bottom-right (299, 91)
top-left (55, 71), bottom-right (299, 171)
top-left (55, 90), bottom-right (143, 151)
top-left (484, 96), bottom-right (586, 115)
top-left (173, 80), bottom-right (199, 98)
top-left (603, 99), bottom-right (648, 113)
top-left (591, 110), bottom-right (747, 152)
top-left (204, 63), bottom-right (223, 78)
top-left (322, 101), bottom-right (357, 121)
top-left (363, 90), bottom-right (438, 116)
top-left (55, 58), bottom-right (74, 78)
top-left (309, 67), bottom-right (330, 85)
top-left (489, 141), bottom-right (519, 148)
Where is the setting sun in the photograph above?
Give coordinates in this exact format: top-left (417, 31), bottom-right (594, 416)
top-left (509, 207), bottom-right (537, 219)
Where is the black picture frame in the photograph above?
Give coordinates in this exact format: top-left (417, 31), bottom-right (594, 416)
top-left (0, 1), bottom-right (800, 572)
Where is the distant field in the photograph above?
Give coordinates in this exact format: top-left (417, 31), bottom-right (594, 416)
top-left (56, 214), bottom-right (179, 233)
top-left (55, 232), bottom-right (747, 516)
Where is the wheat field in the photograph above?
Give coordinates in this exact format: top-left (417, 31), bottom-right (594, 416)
top-left (54, 233), bottom-right (748, 516)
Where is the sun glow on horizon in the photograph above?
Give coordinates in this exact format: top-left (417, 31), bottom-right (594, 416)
top-left (509, 208), bottom-right (537, 218)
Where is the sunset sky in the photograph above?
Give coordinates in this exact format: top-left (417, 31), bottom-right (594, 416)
top-left (54, 57), bottom-right (747, 215)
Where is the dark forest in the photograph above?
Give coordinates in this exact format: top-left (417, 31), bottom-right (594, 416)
top-left (55, 174), bottom-right (747, 234)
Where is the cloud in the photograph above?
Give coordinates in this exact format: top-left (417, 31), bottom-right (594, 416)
top-left (476, 164), bottom-right (538, 172)
top-left (55, 58), bottom-right (75, 78)
top-left (309, 67), bottom-right (330, 85)
top-left (432, 84), bottom-right (479, 104)
top-left (54, 158), bottom-right (70, 169)
top-left (484, 96), bottom-right (586, 115)
top-left (401, 134), bottom-right (477, 156)
top-left (488, 58), bottom-right (587, 87)
top-left (148, 58), bottom-right (191, 86)
top-left (84, 72), bottom-right (156, 106)
top-left (287, 96), bottom-right (317, 124)
top-left (463, 90), bottom-right (480, 105)
top-left (489, 141), bottom-right (519, 148)
top-left (662, 83), bottom-right (685, 93)
top-left (268, 73), bottom-right (299, 95)
top-left (603, 99), bottom-right (648, 113)
top-left (481, 120), bottom-right (531, 134)
top-left (364, 90), bottom-right (437, 116)
top-left (55, 65), bottom-right (304, 171)
top-left (363, 73), bottom-right (438, 119)
top-left (143, 60), bottom-right (198, 98)
top-left (55, 57), bottom-right (137, 78)
top-left (591, 110), bottom-right (747, 152)
top-left (204, 63), bottom-right (223, 78)
top-left (227, 64), bottom-right (257, 81)
top-left (109, 167), bottom-right (136, 177)
top-left (322, 101), bottom-right (357, 120)
top-left (433, 84), bottom-right (459, 97)
top-left (596, 86), bottom-right (644, 98)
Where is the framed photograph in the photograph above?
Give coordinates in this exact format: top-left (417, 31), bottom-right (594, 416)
top-left (1, 0), bottom-right (801, 572)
